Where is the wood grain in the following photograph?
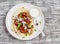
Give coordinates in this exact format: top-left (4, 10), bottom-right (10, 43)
top-left (0, 0), bottom-right (60, 44)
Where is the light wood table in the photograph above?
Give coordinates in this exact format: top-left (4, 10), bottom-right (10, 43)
top-left (0, 0), bottom-right (60, 44)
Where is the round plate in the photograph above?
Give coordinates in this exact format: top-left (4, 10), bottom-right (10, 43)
top-left (5, 3), bottom-right (44, 40)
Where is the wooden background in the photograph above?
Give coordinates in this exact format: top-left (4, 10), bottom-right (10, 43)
top-left (0, 0), bottom-right (60, 44)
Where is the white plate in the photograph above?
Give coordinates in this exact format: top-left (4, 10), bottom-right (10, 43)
top-left (5, 3), bottom-right (44, 40)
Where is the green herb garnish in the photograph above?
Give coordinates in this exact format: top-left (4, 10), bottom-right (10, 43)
top-left (20, 13), bottom-right (23, 17)
top-left (18, 23), bottom-right (22, 29)
top-left (39, 21), bottom-right (41, 24)
top-left (34, 29), bottom-right (36, 31)
top-left (25, 33), bottom-right (27, 36)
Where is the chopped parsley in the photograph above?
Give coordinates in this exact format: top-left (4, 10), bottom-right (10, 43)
top-left (39, 21), bottom-right (41, 24)
top-left (18, 23), bottom-right (22, 29)
top-left (25, 33), bottom-right (27, 36)
top-left (34, 29), bottom-right (36, 31)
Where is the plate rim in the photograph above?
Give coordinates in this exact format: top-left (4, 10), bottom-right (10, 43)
top-left (5, 3), bottom-right (45, 40)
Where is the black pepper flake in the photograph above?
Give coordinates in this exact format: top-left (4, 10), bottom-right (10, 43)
top-left (36, 23), bottom-right (38, 25)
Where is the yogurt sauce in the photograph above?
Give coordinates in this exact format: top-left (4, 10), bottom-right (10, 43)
top-left (30, 8), bottom-right (39, 18)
